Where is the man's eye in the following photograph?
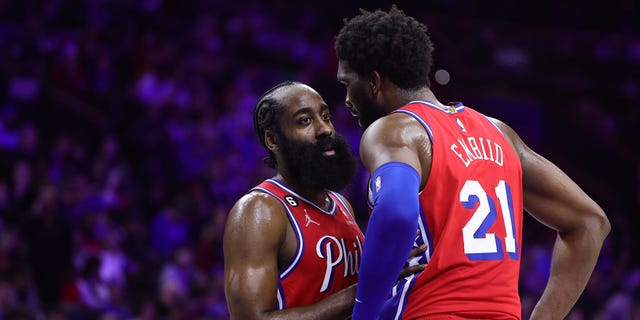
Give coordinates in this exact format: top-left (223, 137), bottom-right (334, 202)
top-left (322, 113), bottom-right (332, 120)
top-left (299, 117), bottom-right (311, 125)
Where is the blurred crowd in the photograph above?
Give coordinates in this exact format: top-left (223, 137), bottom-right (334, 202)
top-left (0, 0), bottom-right (638, 319)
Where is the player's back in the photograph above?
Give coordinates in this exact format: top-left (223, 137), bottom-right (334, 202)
top-left (383, 101), bottom-right (523, 319)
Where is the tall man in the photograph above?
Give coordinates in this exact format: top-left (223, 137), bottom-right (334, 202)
top-left (335, 6), bottom-right (611, 319)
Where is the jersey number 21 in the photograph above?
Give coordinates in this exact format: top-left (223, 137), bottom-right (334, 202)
top-left (460, 180), bottom-right (518, 261)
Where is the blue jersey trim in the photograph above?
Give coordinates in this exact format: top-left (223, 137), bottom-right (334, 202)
top-left (380, 274), bottom-right (419, 320)
top-left (392, 109), bottom-right (434, 141)
top-left (408, 100), bottom-right (465, 114)
top-left (252, 186), bottom-right (304, 279)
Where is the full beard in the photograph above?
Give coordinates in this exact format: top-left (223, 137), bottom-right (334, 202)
top-left (278, 132), bottom-right (358, 192)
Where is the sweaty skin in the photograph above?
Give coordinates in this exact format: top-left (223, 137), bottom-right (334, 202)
top-left (333, 5), bottom-right (611, 317)
top-left (224, 191), bottom-right (427, 320)
top-left (224, 84), bottom-right (359, 320)
top-left (224, 191), bottom-right (358, 320)
top-left (224, 83), bottom-right (427, 320)
top-left (358, 110), bottom-right (610, 319)
top-left (495, 119), bottom-right (611, 319)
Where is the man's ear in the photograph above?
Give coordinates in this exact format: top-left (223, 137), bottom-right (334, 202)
top-left (369, 70), bottom-right (382, 95)
top-left (265, 130), bottom-right (278, 151)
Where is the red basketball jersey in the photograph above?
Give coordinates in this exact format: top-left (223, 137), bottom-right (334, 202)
top-left (253, 179), bottom-right (364, 310)
top-left (380, 101), bottom-right (523, 319)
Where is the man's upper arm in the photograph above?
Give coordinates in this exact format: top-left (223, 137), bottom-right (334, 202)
top-left (224, 192), bottom-right (287, 319)
top-left (359, 113), bottom-right (423, 175)
top-left (493, 119), bottom-right (607, 232)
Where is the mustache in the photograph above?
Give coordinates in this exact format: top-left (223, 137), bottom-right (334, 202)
top-left (277, 132), bottom-right (358, 192)
top-left (316, 135), bottom-right (336, 150)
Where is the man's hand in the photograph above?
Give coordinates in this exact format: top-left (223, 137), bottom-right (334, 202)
top-left (397, 244), bottom-right (427, 280)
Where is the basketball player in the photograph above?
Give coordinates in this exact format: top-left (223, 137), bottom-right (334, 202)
top-left (223, 81), bottom-right (425, 319)
top-left (334, 6), bottom-right (611, 319)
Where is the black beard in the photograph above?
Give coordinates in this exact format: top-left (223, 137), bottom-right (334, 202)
top-left (277, 132), bottom-right (358, 192)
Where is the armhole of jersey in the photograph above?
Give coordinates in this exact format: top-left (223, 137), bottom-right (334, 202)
top-left (251, 186), bottom-right (304, 279)
top-left (392, 108), bottom-right (433, 194)
top-left (276, 283), bottom-right (286, 310)
top-left (392, 109), bottom-right (434, 141)
top-left (483, 115), bottom-right (507, 138)
top-left (482, 114), bottom-right (521, 156)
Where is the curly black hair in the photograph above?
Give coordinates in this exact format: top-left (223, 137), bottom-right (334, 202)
top-left (253, 81), bottom-right (298, 169)
top-left (335, 5), bottom-right (434, 89)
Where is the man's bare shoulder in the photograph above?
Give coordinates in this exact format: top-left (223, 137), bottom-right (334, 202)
top-left (362, 112), bottom-right (423, 146)
top-left (228, 190), bottom-right (284, 221)
top-left (359, 112), bottom-right (427, 173)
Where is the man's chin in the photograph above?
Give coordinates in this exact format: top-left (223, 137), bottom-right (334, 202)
top-left (356, 117), bottom-right (369, 130)
top-left (359, 120), bottom-right (371, 131)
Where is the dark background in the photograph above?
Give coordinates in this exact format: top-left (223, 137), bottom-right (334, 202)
top-left (0, 0), bottom-right (638, 319)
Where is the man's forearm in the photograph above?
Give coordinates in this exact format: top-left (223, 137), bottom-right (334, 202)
top-left (255, 285), bottom-right (357, 320)
top-left (530, 223), bottom-right (609, 319)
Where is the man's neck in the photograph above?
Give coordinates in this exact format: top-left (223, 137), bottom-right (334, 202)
top-left (392, 87), bottom-right (444, 111)
top-left (273, 174), bottom-right (330, 210)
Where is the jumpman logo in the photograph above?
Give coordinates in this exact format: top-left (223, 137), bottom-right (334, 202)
top-left (305, 210), bottom-right (320, 227)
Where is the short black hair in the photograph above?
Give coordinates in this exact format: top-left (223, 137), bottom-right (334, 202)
top-left (253, 81), bottom-right (298, 168)
top-left (335, 5), bottom-right (434, 89)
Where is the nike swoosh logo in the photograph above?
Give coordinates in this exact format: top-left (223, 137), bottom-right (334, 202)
top-left (355, 298), bottom-right (363, 303)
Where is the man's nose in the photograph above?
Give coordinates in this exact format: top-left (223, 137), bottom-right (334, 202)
top-left (345, 97), bottom-right (352, 108)
top-left (316, 118), bottom-right (333, 137)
